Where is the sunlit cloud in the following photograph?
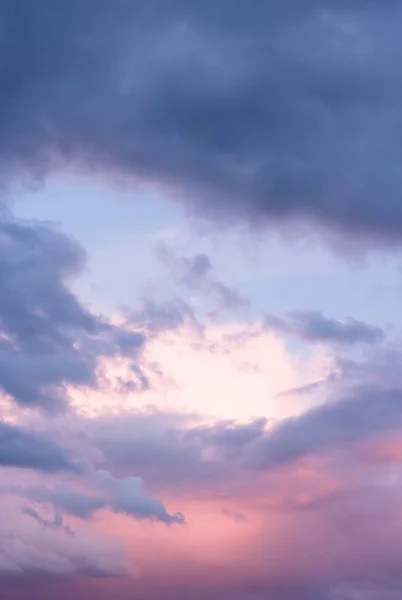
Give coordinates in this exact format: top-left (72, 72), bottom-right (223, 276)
top-left (71, 320), bottom-right (334, 422)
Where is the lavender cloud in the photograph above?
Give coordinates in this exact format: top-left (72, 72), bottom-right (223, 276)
top-left (85, 369), bottom-right (402, 487)
top-left (0, 209), bottom-right (145, 411)
top-left (264, 310), bottom-right (385, 346)
top-left (155, 244), bottom-right (247, 310)
top-left (9, 471), bottom-right (185, 525)
top-left (0, 421), bottom-right (80, 473)
top-left (0, 496), bottom-right (130, 579)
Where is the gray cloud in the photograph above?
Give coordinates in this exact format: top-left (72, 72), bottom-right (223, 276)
top-left (0, 421), bottom-right (79, 473)
top-left (89, 411), bottom-right (222, 488)
top-left (85, 376), bottom-right (402, 487)
top-left (156, 244), bottom-right (247, 310)
top-left (174, 388), bottom-right (402, 470)
top-left (127, 296), bottom-right (199, 335)
top-left (1, 2), bottom-right (402, 245)
top-left (0, 209), bottom-right (145, 410)
top-left (264, 310), bottom-right (385, 345)
top-left (95, 469), bottom-right (185, 524)
top-left (221, 508), bottom-right (246, 523)
top-left (22, 506), bottom-right (75, 536)
top-left (16, 484), bottom-right (104, 520)
top-left (246, 387), bottom-right (402, 470)
top-left (10, 471), bottom-right (185, 525)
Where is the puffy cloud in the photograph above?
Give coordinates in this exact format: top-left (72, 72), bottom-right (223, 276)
top-left (0, 421), bottom-right (79, 473)
top-left (14, 484), bottom-right (105, 520)
top-left (95, 470), bottom-right (184, 524)
top-left (0, 209), bottom-right (145, 410)
top-left (9, 470), bottom-right (184, 525)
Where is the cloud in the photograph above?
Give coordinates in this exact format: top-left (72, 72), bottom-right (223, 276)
top-left (95, 470), bottom-right (184, 524)
top-left (87, 410), bottom-right (224, 489)
top-left (127, 297), bottom-right (199, 336)
top-left (264, 310), bottom-right (385, 346)
top-left (0, 208), bottom-right (145, 411)
top-left (0, 361), bottom-right (401, 597)
top-left (246, 387), bottom-right (402, 470)
top-left (69, 315), bottom-right (333, 419)
top-left (84, 373), bottom-right (402, 490)
top-left (156, 244), bottom-right (247, 310)
top-left (22, 506), bottom-right (75, 536)
top-left (221, 508), bottom-right (246, 523)
top-left (4, 374), bottom-right (402, 593)
top-left (0, 421), bottom-right (79, 473)
top-left (0, 499), bottom-right (130, 579)
top-left (2, 2), bottom-right (402, 245)
top-left (9, 471), bottom-right (184, 525)
top-left (13, 484), bottom-right (105, 520)
top-left (138, 320), bottom-right (333, 421)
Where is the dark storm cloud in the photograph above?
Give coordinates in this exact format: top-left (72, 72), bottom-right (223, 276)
top-left (1, 1), bottom-right (402, 244)
top-left (264, 310), bottom-right (385, 345)
top-left (0, 421), bottom-right (79, 472)
top-left (0, 209), bottom-right (145, 410)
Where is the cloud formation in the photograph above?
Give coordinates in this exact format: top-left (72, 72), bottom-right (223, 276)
top-left (264, 310), bottom-right (385, 345)
top-left (9, 470), bottom-right (184, 525)
top-left (0, 209), bottom-right (144, 410)
top-left (3, 3), bottom-right (402, 598)
top-left (0, 421), bottom-right (79, 473)
top-left (87, 384), bottom-right (402, 490)
top-left (2, 2), bottom-right (402, 244)
top-left (0, 496), bottom-right (129, 578)
top-left (156, 244), bottom-right (247, 310)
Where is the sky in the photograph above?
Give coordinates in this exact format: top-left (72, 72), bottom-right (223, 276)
top-left (3, 2), bottom-right (402, 599)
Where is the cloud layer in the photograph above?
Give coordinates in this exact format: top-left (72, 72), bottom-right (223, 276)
top-left (2, 2), bottom-right (402, 600)
top-left (3, 1), bottom-right (402, 245)
top-left (0, 209), bottom-right (145, 411)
